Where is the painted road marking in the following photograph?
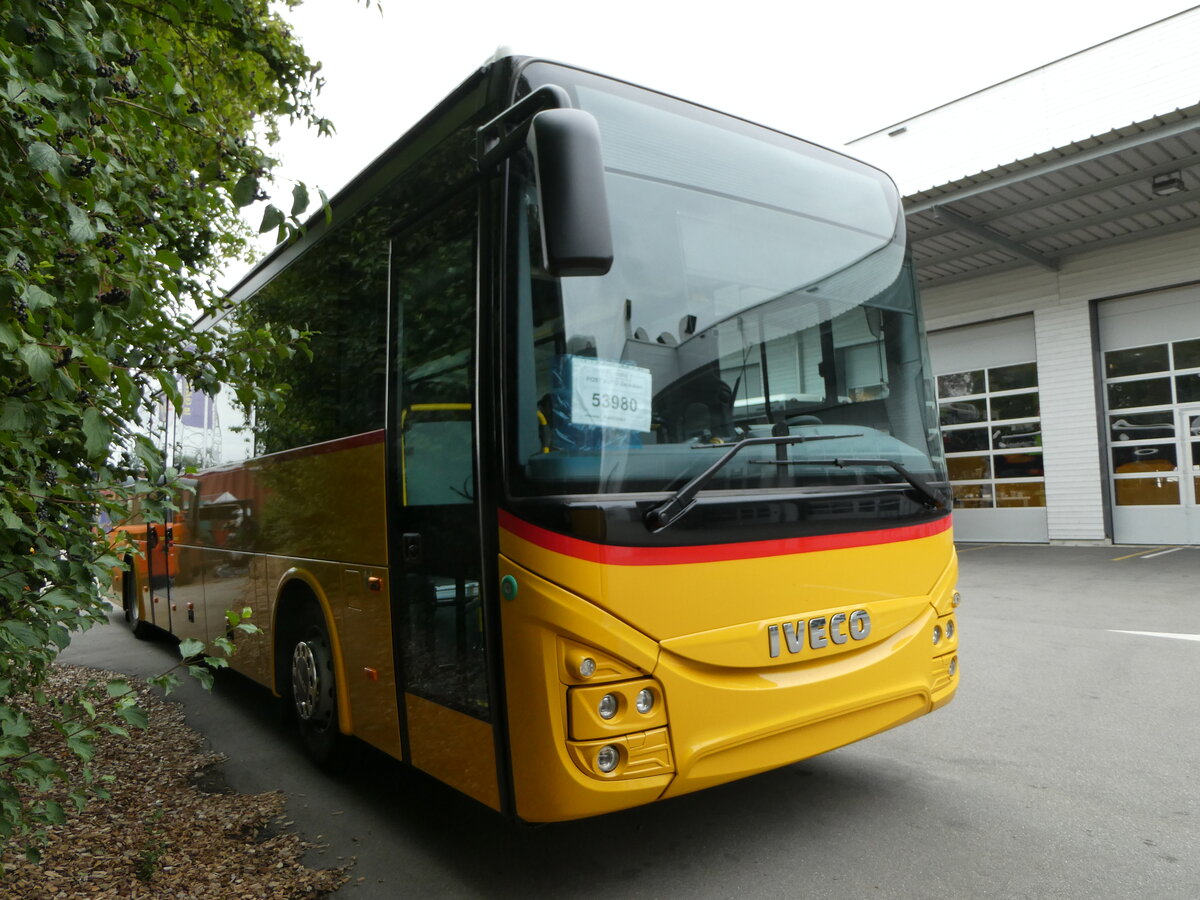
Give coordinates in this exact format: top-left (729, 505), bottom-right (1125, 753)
top-left (1109, 630), bottom-right (1200, 642)
top-left (1111, 546), bottom-right (1169, 561)
top-left (1141, 547), bottom-right (1183, 559)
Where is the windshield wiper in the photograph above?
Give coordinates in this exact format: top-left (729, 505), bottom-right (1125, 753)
top-left (760, 457), bottom-right (947, 511)
top-left (643, 434), bottom-right (862, 532)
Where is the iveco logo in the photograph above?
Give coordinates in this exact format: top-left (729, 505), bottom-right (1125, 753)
top-left (767, 610), bottom-right (871, 658)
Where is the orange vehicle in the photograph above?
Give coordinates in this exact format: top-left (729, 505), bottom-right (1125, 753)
top-left (120, 55), bottom-right (958, 821)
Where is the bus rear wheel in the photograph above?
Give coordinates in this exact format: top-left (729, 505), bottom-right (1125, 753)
top-left (287, 608), bottom-right (344, 769)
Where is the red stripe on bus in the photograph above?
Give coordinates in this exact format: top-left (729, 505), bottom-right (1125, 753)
top-left (498, 509), bottom-right (951, 566)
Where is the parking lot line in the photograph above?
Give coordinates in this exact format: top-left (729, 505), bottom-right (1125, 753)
top-left (1140, 547), bottom-right (1183, 559)
top-left (1110, 546), bottom-right (1169, 561)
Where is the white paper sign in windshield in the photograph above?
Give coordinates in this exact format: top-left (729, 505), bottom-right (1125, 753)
top-left (569, 357), bottom-right (652, 432)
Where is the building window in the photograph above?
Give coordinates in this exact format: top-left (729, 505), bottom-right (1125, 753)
top-left (1104, 337), bottom-right (1200, 507)
top-left (937, 361), bottom-right (1044, 509)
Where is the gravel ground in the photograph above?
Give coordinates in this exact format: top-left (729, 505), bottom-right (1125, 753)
top-left (1, 665), bottom-right (348, 899)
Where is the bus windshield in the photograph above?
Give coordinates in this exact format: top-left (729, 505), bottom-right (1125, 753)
top-left (509, 64), bottom-right (945, 498)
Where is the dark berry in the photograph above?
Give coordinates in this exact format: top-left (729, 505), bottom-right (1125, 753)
top-left (70, 156), bottom-right (97, 178)
top-left (117, 50), bottom-right (140, 67)
top-left (99, 288), bottom-right (129, 305)
top-left (14, 254), bottom-right (30, 274)
top-left (95, 63), bottom-right (115, 78)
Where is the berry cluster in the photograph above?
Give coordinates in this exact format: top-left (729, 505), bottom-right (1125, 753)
top-left (70, 156), bottom-right (97, 178)
top-left (10, 298), bottom-right (29, 325)
top-left (99, 287), bottom-right (129, 305)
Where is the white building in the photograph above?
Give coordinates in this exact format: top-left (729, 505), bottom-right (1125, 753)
top-left (849, 6), bottom-right (1200, 545)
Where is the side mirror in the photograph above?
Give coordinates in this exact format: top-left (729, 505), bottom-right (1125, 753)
top-left (527, 108), bottom-right (613, 277)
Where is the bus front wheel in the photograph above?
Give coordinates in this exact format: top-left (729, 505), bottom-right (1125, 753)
top-left (287, 607), bottom-right (345, 769)
top-left (124, 560), bottom-right (154, 640)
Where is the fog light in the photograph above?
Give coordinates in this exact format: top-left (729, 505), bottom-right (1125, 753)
top-left (578, 657), bottom-right (596, 678)
top-left (949, 656), bottom-right (958, 677)
top-left (952, 591), bottom-right (961, 608)
top-left (598, 693), bottom-right (618, 720)
top-left (946, 619), bottom-right (955, 640)
top-left (635, 688), bottom-right (654, 714)
top-left (932, 624), bottom-right (942, 645)
top-left (596, 744), bottom-right (619, 773)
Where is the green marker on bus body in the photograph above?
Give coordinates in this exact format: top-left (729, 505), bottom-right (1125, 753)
top-left (500, 574), bottom-right (518, 600)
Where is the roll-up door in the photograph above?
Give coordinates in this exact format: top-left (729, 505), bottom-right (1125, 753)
top-left (1099, 286), bottom-right (1200, 545)
top-left (929, 316), bottom-right (1047, 542)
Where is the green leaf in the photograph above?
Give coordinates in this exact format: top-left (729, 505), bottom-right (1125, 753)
top-left (82, 407), bottom-right (111, 458)
top-left (116, 705), bottom-right (149, 729)
top-left (105, 679), bottom-right (133, 698)
top-left (23, 285), bottom-right (55, 311)
top-left (232, 174), bottom-right (258, 208)
top-left (178, 638), bottom-right (204, 659)
top-left (0, 621), bottom-right (42, 649)
top-left (0, 399), bottom-right (26, 431)
top-left (66, 203), bottom-right (96, 243)
top-left (155, 248), bottom-right (183, 270)
top-left (27, 142), bottom-right (60, 172)
top-left (0, 736), bottom-right (30, 758)
top-left (0, 322), bottom-right (19, 351)
top-left (258, 204), bottom-right (284, 233)
top-left (290, 182), bottom-right (309, 217)
top-left (39, 800), bottom-right (66, 825)
top-left (187, 665), bottom-right (215, 691)
top-left (65, 734), bottom-right (94, 763)
top-left (18, 342), bottom-right (54, 384)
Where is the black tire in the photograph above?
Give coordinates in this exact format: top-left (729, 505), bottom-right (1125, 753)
top-left (285, 605), bottom-right (345, 769)
top-left (123, 560), bottom-right (154, 640)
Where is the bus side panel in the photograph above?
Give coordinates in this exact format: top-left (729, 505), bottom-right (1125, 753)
top-left (405, 693), bottom-right (501, 810)
top-left (177, 434), bottom-right (403, 761)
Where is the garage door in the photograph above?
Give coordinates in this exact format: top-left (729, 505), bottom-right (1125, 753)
top-left (1099, 285), bottom-right (1200, 545)
top-left (929, 316), bottom-right (1048, 542)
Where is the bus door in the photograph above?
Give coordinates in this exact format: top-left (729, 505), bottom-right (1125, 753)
top-left (389, 190), bottom-right (502, 811)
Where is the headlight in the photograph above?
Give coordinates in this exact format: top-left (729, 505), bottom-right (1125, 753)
top-left (596, 745), bottom-right (620, 773)
top-left (635, 688), bottom-right (654, 714)
top-left (598, 693), bottom-right (618, 720)
top-left (577, 657), bottom-right (596, 678)
top-left (932, 624), bottom-right (942, 645)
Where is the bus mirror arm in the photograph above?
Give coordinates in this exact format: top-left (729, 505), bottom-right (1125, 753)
top-left (477, 85), bottom-right (572, 171)
top-left (477, 86), bottom-right (614, 278)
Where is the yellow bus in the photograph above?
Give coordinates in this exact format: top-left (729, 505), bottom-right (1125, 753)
top-left (118, 55), bottom-right (959, 822)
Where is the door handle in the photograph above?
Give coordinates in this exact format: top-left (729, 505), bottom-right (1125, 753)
top-left (401, 532), bottom-right (423, 564)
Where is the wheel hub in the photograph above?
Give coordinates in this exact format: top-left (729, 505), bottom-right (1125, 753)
top-left (291, 640), bottom-right (320, 720)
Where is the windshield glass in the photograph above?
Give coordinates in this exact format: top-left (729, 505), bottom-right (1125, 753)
top-left (508, 64), bottom-right (945, 498)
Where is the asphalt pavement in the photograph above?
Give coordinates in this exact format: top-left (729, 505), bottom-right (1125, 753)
top-left (60, 543), bottom-right (1200, 899)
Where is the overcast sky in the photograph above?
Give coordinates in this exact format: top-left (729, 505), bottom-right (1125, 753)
top-left (231, 0), bottom-right (1198, 283)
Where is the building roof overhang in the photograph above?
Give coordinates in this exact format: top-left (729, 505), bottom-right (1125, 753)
top-left (905, 102), bottom-right (1200, 288)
